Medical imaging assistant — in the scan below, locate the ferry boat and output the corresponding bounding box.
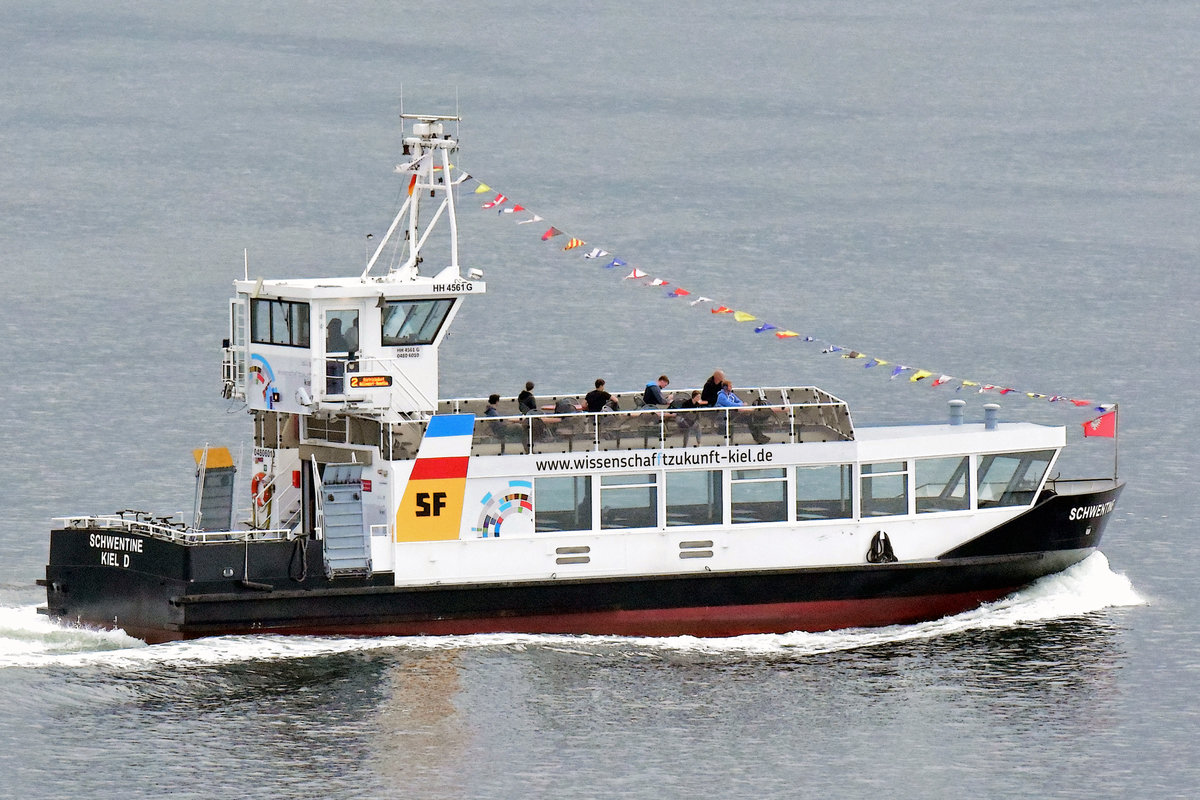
[39,114,1123,643]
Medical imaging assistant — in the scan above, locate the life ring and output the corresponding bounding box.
[251,472,274,507]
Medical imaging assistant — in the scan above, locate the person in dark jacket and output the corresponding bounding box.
[585,378,619,412]
[642,375,674,407]
[517,381,537,414]
[700,369,725,408]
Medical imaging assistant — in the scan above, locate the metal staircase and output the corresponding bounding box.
[318,463,372,578]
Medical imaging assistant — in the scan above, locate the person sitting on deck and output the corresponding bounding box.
[517,381,537,415]
[642,375,675,407]
[486,393,528,452]
[676,389,704,446]
[585,378,619,413]
[700,369,725,407]
[715,381,770,444]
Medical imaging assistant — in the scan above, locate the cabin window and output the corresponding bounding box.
[251,299,310,347]
[730,468,787,524]
[325,309,360,354]
[535,476,591,532]
[860,461,909,517]
[915,456,970,513]
[977,450,1055,508]
[666,470,722,526]
[381,298,454,346]
[600,473,658,529]
[795,464,853,520]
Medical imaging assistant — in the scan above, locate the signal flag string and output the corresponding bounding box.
[456,171,1115,420]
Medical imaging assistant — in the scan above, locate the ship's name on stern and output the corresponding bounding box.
[1068,501,1115,521]
[88,533,144,568]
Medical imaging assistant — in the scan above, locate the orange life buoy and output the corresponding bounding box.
[251,472,274,507]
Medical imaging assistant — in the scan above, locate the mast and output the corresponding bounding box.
[361,113,463,282]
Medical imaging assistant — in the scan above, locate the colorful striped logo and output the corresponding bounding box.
[395,414,475,542]
[473,479,534,538]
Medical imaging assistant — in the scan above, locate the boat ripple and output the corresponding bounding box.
[1,553,1143,670]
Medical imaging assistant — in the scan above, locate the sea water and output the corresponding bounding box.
[1,1,1198,798]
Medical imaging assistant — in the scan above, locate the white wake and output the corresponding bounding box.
[0,552,1143,670]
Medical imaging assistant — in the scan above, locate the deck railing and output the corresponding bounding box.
[53,514,297,545]
[452,386,855,456]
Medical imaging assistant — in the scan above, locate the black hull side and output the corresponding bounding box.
[41,482,1123,643]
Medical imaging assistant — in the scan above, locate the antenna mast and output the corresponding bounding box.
[361,112,463,282]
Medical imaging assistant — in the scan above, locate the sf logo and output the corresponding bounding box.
[415,491,447,517]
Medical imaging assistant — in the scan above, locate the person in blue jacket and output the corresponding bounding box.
[715,381,770,444]
[642,375,675,407]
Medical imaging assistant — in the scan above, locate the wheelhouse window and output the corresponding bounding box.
[381,298,454,346]
[535,476,591,532]
[860,461,909,517]
[325,309,360,354]
[251,298,310,347]
[795,464,853,520]
[730,468,787,524]
[915,456,970,513]
[600,473,657,530]
[977,450,1055,508]
[666,470,722,526]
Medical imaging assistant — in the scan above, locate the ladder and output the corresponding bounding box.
[319,463,372,578]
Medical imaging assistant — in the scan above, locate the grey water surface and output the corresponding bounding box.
[1,2,1197,798]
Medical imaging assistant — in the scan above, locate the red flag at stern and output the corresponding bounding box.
[1082,410,1117,438]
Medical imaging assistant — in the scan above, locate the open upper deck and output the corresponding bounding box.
[285,385,851,459]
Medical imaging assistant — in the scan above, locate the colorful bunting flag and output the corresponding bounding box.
[468,172,1113,412]
[481,193,508,209]
[395,153,432,174]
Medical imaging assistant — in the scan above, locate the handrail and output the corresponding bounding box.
[471,395,855,455]
[53,515,296,545]
[322,354,434,411]
[310,454,326,540]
